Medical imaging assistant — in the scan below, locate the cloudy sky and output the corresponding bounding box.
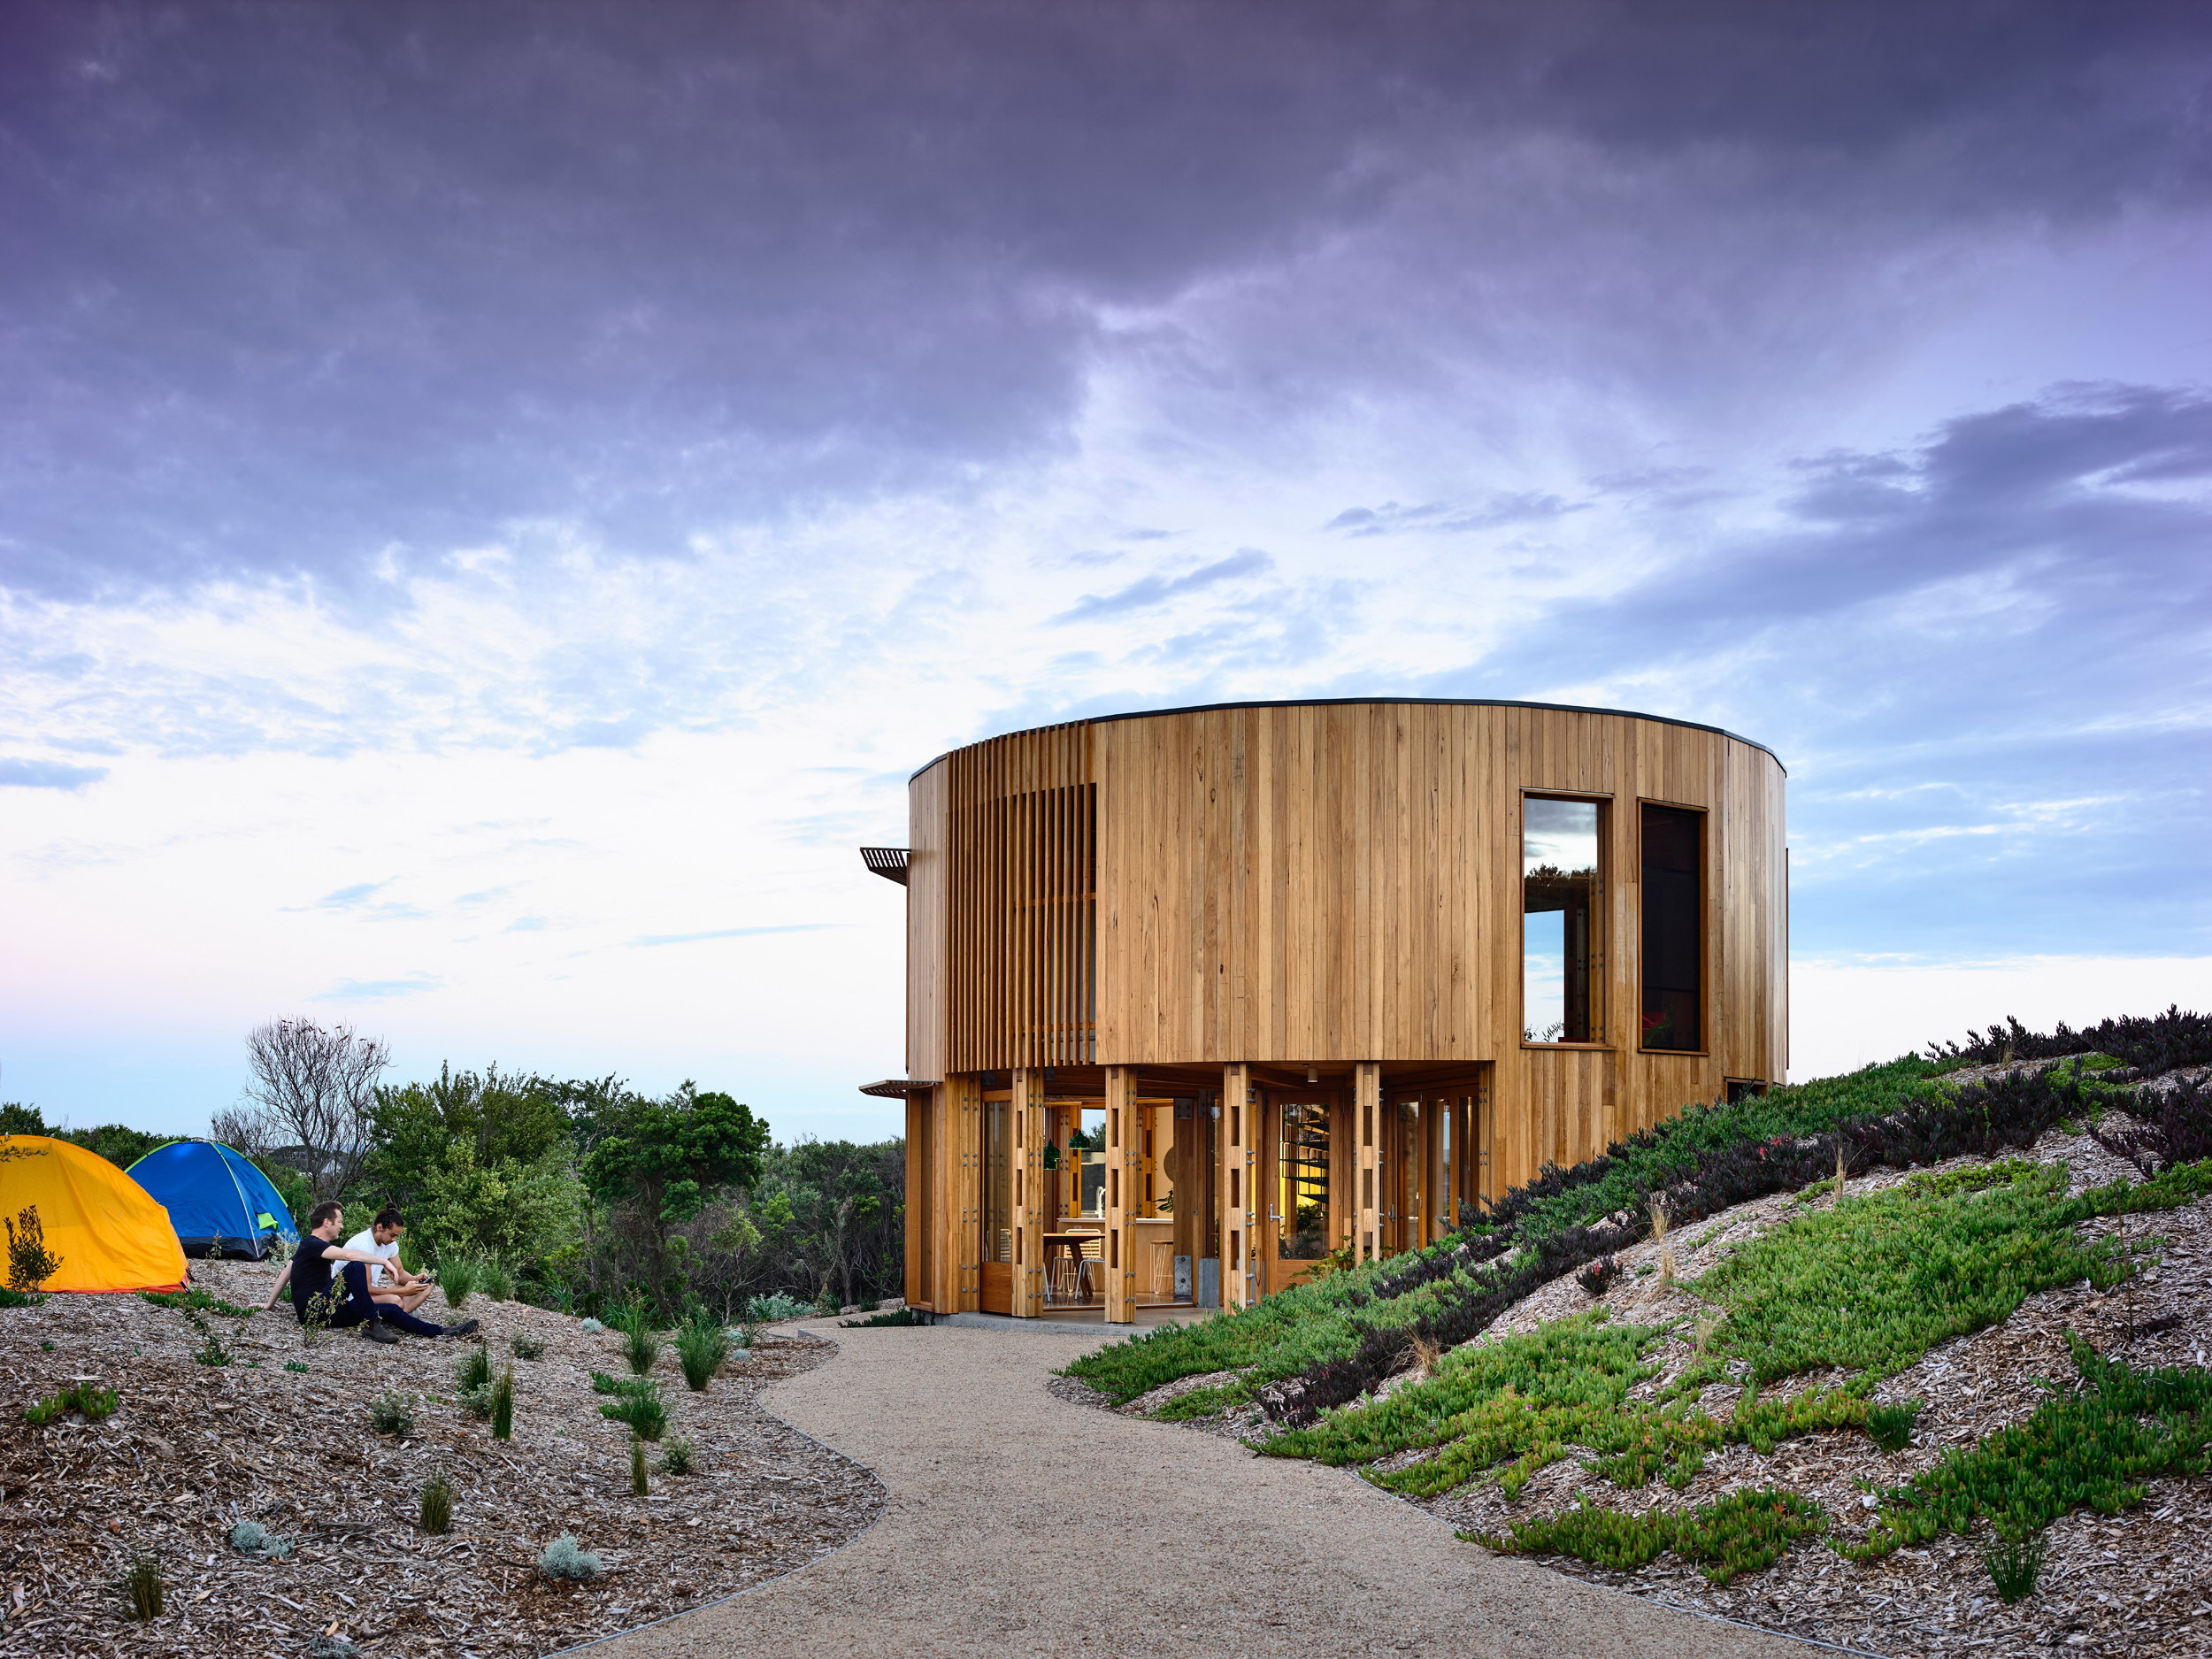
[4,1,2209,1141]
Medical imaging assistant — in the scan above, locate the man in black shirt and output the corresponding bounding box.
[265,1201,478,1344]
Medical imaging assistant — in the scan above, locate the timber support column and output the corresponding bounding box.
[1221,1064,1255,1309]
[1012,1068,1044,1317]
[1356,1062,1382,1263]
[1104,1066,1136,1322]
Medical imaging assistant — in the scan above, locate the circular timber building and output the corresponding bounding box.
[860,698,1786,1323]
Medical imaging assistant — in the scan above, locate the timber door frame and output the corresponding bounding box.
[1256,1081,1350,1294]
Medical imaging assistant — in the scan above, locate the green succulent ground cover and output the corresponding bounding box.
[1258,1156,2212,1514]
[1471,1488,1825,1586]
[1847,1338,2212,1560]
[1066,1056,1954,1406]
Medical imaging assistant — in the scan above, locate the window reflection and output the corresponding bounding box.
[1524,797,1600,1043]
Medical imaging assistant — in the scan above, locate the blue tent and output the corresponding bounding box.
[126,1140,300,1260]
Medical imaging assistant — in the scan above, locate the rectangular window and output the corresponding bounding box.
[1640,803,1704,1051]
[1524,797,1601,1042]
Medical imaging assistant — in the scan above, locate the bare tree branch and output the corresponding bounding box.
[234,1018,389,1202]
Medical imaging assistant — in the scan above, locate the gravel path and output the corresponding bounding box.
[584,1319,1806,1659]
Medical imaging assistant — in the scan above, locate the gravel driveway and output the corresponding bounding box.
[580,1318,1808,1659]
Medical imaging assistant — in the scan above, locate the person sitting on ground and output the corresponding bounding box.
[262,1201,478,1344]
[339,1206,435,1317]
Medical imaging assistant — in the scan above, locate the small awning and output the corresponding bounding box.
[860,847,910,886]
[858,1079,940,1099]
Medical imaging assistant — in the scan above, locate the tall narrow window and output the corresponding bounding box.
[1640,803,1703,1051]
[1523,797,1600,1042]
[983,1096,1013,1262]
[1278,1102,1331,1259]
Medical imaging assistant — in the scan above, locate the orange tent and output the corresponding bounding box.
[0,1135,187,1293]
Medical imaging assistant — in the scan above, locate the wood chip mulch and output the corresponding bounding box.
[0,1264,883,1659]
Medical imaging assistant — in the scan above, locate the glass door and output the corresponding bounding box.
[1260,1091,1344,1292]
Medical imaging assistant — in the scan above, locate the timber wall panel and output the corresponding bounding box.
[907,763,949,1082]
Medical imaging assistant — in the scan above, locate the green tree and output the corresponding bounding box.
[760,1138,903,1307]
[65,1124,165,1170]
[0,1104,48,1137]
[365,1064,574,1209]
[581,1085,770,1312]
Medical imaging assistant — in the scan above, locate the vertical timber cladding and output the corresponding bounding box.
[1219,1063,1256,1309]
[1088,701,1786,1193]
[944,723,1099,1074]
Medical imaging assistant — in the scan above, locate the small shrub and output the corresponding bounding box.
[1575,1256,1620,1297]
[1985,1531,2046,1603]
[480,1258,515,1302]
[419,1472,454,1535]
[227,1519,290,1559]
[601,1379,669,1441]
[4,1204,62,1294]
[124,1553,164,1621]
[510,1330,546,1361]
[612,1301,663,1376]
[675,1316,728,1391]
[284,1360,309,1373]
[490,1365,514,1440]
[456,1343,493,1394]
[631,1433,649,1495]
[840,1307,925,1327]
[0,1286,42,1310]
[1868,1399,1924,1454]
[579,1316,605,1334]
[23,1393,65,1426]
[1474,1488,1824,1586]
[741,1292,811,1323]
[67,1380,118,1420]
[186,1309,232,1367]
[539,1535,603,1581]
[438,1254,482,1310]
[590,1369,650,1395]
[369,1388,417,1439]
[658,1435,697,1475]
[308,1637,361,1659]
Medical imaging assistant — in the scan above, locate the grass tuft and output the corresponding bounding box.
[419,1472,454,1535]
[631,1434,649,1495]
[490,1364,514,1440]
[1867,1400,1923,1454]
[674,1315,729,1391]
[123,1553,163,1621]
[1985,1532,2046,1604]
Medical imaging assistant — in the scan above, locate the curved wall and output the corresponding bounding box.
[907,699,1786,1180]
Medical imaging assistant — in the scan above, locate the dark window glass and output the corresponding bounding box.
[1523,798,1600,1042]
[1640,804,1703,1051]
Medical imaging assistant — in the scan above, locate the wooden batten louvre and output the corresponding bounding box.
[944,723,1099,1074]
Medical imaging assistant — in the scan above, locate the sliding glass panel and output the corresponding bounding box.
[1278,1102,1331,1259]
[1523,797,1600,1042]
[1640,803,1703,1051]
[1074,1106,1108,1217]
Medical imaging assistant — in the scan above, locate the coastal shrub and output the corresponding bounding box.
[579,1316,605,1334]
[186,1309,233,1367]
[1574,1256,1619,1297]
[1474,1488,1824,1586]
[658,1435,698,1475]
[600,1379,669,1440]
[369,1389,417,1439]
[741,1292,811,1323]
[124,1554,164,1621]
[841,1306,926,1326]
[2093,1074,2212,1176]
[227,1519,290,1559]
[675,1314,729,1390]
[510,1330,546,1360]
[1927,1004,2212,1074]
[419,1472,454,1535]
[536,1535,603,1581]
[0,1286,41,1310]
[4,1204,63,1293]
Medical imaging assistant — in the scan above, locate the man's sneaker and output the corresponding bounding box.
[361,1322,400,1345]
[442,1318,480,1338]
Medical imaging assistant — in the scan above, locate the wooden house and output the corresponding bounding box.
[859,698,1786,1323]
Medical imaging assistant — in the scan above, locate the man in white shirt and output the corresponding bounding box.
[342,1207,434,1317]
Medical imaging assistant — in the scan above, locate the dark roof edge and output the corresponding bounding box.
[908,696,1785,781]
